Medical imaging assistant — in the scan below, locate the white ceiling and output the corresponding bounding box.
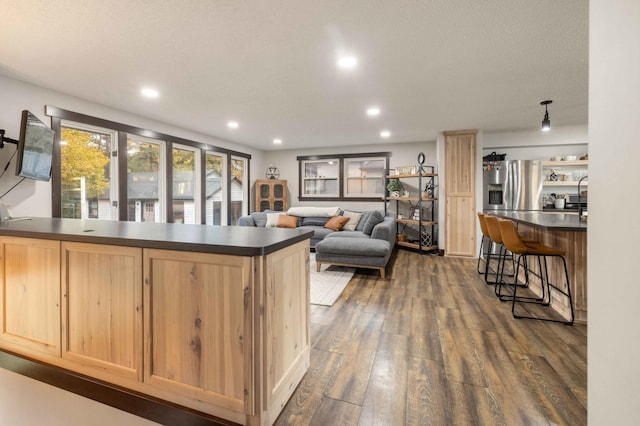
[0,0,588,151]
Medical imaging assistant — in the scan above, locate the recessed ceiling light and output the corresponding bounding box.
[140,87,159,98]
[380,130,391,138]
[367,107,381,117]
[227,121,239,129]
[273,138,282,144]
[337,56,357,69]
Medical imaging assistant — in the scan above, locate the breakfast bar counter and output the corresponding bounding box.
[489,211,587,323]
[0,218,313,425]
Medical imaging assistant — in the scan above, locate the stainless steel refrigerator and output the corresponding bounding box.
[483,160,543,211]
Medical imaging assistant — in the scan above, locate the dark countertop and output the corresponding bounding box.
[489,211,587,232]
[0,217,313,256]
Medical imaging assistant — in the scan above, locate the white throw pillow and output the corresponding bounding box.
[265,212,281,227]
[342,211,362,231]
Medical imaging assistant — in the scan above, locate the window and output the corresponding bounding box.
[301,159,339,197]
[205,151,226,225]
[60,123,117,220]
[298,152,390,201]
[172,144,200,224]
[127,136,165,223]
[49,106,250,225]
[344,157,386,198]
[230,156,247,225]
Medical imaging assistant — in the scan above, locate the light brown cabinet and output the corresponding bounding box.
[256,179,288,212]
[143,249,251,415]
[0,228,310,425]
[62,242,143,382]
[444,129,477,257]
[0,237,61,358]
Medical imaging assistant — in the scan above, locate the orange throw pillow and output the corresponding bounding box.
[324,215,349,231]
[277,215,298,228]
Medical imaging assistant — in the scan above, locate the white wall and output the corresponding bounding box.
[589,0,640,423]
[262,140,438,212]
[0,75,264,218]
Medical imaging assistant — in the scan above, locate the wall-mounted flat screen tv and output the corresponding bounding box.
[15,110,55,181]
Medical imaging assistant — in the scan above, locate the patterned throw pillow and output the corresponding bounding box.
[323,215,350,231]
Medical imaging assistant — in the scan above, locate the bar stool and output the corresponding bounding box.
[482,215,514,286]
[476,212,492,275]
[498,219,574,325]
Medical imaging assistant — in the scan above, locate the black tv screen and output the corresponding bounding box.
[15,110,55,181]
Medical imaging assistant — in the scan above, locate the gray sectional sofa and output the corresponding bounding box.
[237,207,396,277]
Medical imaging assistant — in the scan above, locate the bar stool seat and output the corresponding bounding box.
[497,219,574,325]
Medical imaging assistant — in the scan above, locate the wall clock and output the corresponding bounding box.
[266,165,280,179]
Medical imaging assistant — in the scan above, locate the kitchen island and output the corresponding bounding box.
[489,211,587,323]
[0,218,313,425]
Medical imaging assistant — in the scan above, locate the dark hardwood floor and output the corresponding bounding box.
[275,249,587,425]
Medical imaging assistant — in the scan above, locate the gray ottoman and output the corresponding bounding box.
[315,237,391,278]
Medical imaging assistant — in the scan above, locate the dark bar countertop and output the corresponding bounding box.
[0,217,313,256]
[489,211,587,232]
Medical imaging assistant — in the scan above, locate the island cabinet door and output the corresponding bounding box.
[143,249,252,419]
[61,242,143,383]
[0,237,61,359]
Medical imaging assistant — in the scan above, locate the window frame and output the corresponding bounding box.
[297,152,391,202]
[48,106,251,225]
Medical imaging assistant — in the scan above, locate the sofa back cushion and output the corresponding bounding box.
[251,211,269,227]
[301,216,331,226]
[362,210,385,235]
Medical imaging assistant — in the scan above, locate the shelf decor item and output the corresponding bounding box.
[386,178,404,198]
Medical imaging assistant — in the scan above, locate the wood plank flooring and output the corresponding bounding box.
[275,249,587,425]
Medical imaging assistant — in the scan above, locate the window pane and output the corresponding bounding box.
[60,127,113,219]
[302,160,339,197]
[344,158,385,197]
[230,157,246,225]
[127,138,162,222]
[172,146,197,224]
[205,152,225,225]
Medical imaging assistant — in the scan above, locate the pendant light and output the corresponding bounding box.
[541,100,552,131]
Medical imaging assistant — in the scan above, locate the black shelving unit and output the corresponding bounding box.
[384,154,438,254]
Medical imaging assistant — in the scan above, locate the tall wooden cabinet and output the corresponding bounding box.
[444,130,477,257]
[256,179,288,212]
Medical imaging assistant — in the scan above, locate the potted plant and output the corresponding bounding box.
[386,179,404,198]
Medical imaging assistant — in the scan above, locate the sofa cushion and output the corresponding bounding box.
[324,215,349,231]
[298,225,334,241]
[341,211,362,231]
[355,210,371,232]
[316,237,389,257]
[362,210,384,235]
[325,231,368,239]
[301,216,331,226]
[277,215,298,228]
[251,211,268,227]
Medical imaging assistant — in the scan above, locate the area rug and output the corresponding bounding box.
[309,253,356,306]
